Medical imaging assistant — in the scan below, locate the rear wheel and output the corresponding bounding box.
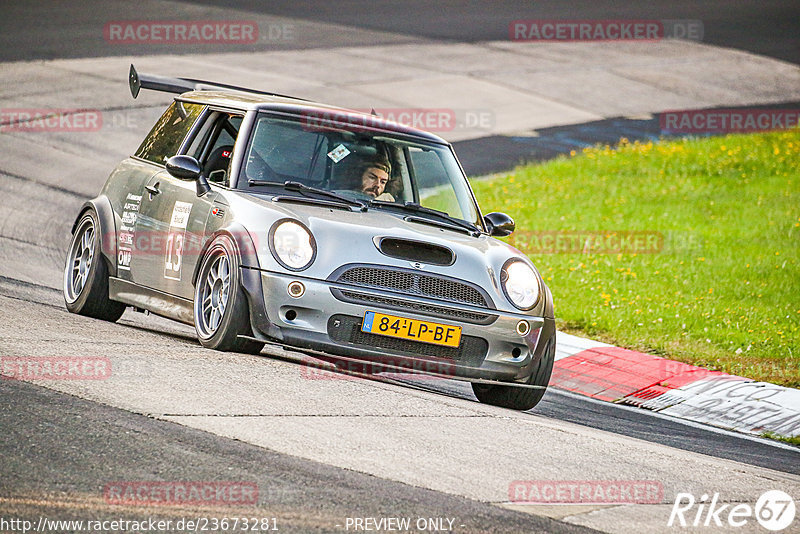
[63,210,125,321]
[472,334,555,411]
[194,235,264,354]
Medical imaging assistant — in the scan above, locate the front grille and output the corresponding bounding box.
[335,266,489,308]
[335,289,494,324]
[328,314,488,368]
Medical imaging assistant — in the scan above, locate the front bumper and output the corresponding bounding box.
[241,267,555,382]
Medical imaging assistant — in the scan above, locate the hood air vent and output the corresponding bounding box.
[377,238,455,266]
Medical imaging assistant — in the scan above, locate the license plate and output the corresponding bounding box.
[361,311,462,348]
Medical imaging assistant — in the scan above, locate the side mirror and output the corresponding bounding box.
[165,155,211,197]
[484,212,515,237]
[166,155,202,181]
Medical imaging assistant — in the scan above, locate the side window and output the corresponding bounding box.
[135,101,205,164]
[199,115,243,184]
[193,114,241,159]
[207,116,241,154]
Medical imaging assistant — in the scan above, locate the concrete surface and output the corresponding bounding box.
[2,9,800,533]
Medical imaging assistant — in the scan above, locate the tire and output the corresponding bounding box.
[194,235,264,354]
[471,334,556,411]
[63,210,126,322]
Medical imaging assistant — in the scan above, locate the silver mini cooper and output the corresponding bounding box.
[64,66,556,410]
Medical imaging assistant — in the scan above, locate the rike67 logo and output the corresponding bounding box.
[669,490,796,531]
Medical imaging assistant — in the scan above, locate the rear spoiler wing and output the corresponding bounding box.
[128,64,307,101]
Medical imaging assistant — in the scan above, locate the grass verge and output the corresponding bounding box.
[761,432,800,447]
[470,130,799,387]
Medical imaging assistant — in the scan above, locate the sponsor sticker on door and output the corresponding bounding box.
[164,201,192,281]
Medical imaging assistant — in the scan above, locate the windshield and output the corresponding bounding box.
[238,113,481,226]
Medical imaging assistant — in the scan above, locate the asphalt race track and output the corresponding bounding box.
[1,2,799,533]
[2,1,798,64]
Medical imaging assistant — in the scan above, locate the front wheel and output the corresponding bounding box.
[472,334,555,411]
[63,210,125,321]
[194,235,264,354]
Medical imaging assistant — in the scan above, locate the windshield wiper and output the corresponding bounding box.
[369,201,482,236]
[247,180,367,209]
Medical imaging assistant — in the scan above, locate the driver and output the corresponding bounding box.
[346,154,395,202]
[330,153,397,201]
[358,158,394,201]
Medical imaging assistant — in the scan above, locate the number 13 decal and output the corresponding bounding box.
[164,201,192,281]
[165,232,184,274]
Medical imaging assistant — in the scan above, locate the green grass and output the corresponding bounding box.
[761,432,800,447]
[470,130,800,387]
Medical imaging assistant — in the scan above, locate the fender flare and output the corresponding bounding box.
[71,196,117,276]
[191,222,260,286]
[192,223,281,340]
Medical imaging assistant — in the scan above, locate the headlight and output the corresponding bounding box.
[502,260,540,310]
[269,220,316,270]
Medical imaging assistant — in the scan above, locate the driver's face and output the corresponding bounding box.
[360,167,389,198]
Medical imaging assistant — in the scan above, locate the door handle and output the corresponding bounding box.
[145,183,160,199]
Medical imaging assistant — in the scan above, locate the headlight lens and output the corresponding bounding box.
[503,260,540,309]
[270,220,316,270]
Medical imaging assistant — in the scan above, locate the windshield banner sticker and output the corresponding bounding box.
[327,144,351,163]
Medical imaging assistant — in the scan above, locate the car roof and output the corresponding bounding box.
[178,90,449,144]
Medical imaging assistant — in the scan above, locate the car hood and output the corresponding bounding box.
[231,193,543,315]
